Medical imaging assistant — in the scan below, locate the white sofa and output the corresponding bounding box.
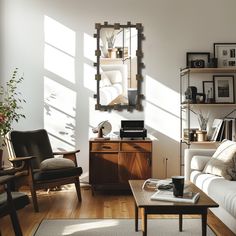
[99,64,128,105]
[185,148,236,234]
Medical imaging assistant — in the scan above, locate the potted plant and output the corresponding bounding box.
[0,68,26,168]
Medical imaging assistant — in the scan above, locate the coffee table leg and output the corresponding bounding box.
[201,210,207,236]
[141,208,147,236]
[134,201,138,231]
[179,214,183,232]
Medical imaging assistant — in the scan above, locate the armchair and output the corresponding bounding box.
[0,173,30,236]
[6,129,83,212]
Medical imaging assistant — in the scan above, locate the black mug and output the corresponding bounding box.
[172,176,184,197]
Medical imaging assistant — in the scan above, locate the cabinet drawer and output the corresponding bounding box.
[120,142,152,152]
[90,142,119,152]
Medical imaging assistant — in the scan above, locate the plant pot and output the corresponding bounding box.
[196,130,207,142]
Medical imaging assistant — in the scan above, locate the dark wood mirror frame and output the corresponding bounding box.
[93,22,144,111]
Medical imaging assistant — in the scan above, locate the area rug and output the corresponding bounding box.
[33,218,215,236]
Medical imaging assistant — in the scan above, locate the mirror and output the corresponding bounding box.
[94,22,144,111]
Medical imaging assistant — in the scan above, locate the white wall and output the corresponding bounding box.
[1,0,236,180]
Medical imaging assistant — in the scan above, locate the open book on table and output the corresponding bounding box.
[150,190,200,204]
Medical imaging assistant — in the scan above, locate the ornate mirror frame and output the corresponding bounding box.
[94,22,144,111]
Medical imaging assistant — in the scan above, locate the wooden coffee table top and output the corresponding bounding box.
[129,180,219,208]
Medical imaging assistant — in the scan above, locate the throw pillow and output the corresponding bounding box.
[227,156,236,180]
[191,155,211,171]
[103,70,122,84]
[203,140,236,180]
[40,158,75,171]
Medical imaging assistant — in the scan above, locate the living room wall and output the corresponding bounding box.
[1,0,236,180]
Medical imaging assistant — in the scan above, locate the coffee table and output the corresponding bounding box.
[129,180,219,236]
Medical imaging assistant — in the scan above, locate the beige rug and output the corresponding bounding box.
[33,218,215,236]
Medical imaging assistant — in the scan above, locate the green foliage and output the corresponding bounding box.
[0,68,26,145]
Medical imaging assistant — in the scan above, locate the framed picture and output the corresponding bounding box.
[213,75,235,103]
[214,43,236,68]
[186,52,210,68]
[202,81,214,103]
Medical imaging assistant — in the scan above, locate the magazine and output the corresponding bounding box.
[150,190,200,204]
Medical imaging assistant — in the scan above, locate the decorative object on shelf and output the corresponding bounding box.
[203,81,214,103]
[208,57,218,68]
[186,52,210,68]
[92,120,112,140]
[196,130,207,142]
[0,68,26,168]
[120,120,147,139]
[197,110,209,131]
[214,43,236,68]
[184,86,197,103]
[213,75,235,103]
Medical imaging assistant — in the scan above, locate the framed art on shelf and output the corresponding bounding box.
[213,75,235,103]
[202,81,214,103]
[214,43,236,68]
[186,52,210,68]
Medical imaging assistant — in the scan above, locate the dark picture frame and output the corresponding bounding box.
[213,75,235,103]
[186,52,210,68]
[214,43,236,68]
[202,81,214,103]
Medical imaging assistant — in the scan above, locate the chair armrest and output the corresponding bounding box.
[9,156,36,163]
[53,150,80,155]
[0,175,15,185]
[184,149,216,181]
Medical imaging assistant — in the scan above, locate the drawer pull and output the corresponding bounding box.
[102,145,112,150]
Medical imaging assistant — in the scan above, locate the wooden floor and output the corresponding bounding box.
[0,185,235,236]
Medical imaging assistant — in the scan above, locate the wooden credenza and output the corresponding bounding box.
[89,138,152,191]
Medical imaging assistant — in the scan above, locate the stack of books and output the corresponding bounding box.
[151,190,200,204]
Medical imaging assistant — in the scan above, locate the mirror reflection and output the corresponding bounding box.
[94,22,144,110]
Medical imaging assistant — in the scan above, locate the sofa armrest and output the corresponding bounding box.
[184,149,216,181]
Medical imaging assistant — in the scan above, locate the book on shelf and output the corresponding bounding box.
[210,118,236,142]
[150,190,200,204]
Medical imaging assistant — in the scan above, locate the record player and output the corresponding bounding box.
[120,120,147,139]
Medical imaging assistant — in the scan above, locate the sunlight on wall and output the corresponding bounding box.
[145,75,180,141]
[44,16,76,150]
[44,16,75,56]
[44,44,75,83]
[83,63,96,92]
[84,33,96,62]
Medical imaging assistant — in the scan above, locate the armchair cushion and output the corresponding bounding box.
[203,140,236,180]
[191,155,211,171]
[40,158,75,171]
[34,167,83,181]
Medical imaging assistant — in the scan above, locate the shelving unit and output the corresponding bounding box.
[179,67,236,174]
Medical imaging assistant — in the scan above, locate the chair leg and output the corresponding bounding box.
[10,209,23,236]
[74,177,82,202]
[30,186,39,212]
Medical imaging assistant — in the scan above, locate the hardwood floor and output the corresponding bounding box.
[0,185,235,236]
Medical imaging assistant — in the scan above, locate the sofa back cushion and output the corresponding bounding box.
[203,140,236,180]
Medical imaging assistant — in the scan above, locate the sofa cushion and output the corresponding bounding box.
[191,155,211,171]
[40,158,75,171]
[191,172,236,219]
[103,70,122,84]
[203,140,236,180]
[100,73,112,87]
[227,156,236,180]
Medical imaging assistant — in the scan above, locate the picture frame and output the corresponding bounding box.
[202,81,214,103]
[186,52,210,68]
[214,43,236,68]
[213,75,235,103]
